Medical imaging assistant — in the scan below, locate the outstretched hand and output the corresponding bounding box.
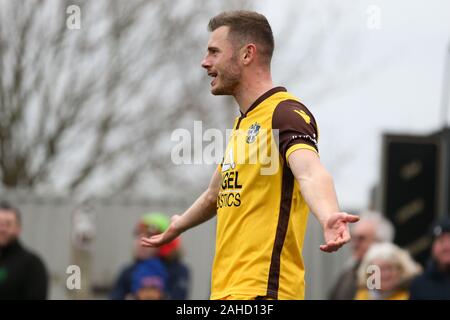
[141,215,183,248]
[319,212,359,253]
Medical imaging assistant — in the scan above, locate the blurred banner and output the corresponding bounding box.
[381,129,450,265]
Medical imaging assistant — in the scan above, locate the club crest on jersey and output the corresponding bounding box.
[246,123,261,144]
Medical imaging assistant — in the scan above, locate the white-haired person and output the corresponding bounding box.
[355,242,421,300]
[328,210,395,300]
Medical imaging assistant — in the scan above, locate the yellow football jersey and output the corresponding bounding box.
[211,87,319,300]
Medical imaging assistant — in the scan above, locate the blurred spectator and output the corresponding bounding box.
[409,217,450,300]
[0,201,48,300]
[139,213,190,299]
[110,213,190,300]
[110,213,161,300]
[131,257,168,300]
[328,210,394,300]
[355,242,421,300]
[158,237,190,299]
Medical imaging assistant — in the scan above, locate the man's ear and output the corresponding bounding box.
[242,44,257,65]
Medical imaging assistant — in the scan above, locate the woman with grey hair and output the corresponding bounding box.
[328,210,395,300]
[355,242,421,300]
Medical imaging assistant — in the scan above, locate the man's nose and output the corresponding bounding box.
[201,56,211,69]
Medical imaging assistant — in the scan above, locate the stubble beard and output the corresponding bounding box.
[211,56,241,96]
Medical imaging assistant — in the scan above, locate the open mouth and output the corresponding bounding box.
[208,71,218,86]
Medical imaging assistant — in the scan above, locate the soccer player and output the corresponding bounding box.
[142,10,359,300]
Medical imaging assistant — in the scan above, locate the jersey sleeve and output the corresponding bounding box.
[272,99,319,163]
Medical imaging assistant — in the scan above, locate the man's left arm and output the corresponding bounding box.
[271,99,359,252]
[288,149,359,252]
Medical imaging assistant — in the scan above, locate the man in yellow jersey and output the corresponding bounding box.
[142,10,359,300]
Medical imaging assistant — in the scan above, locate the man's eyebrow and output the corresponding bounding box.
[207,46,220,52]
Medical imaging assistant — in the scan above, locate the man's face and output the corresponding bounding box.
[201,26,242,95]
[0,210,20,247]
[351,221,377,261]
[432,233,450,269]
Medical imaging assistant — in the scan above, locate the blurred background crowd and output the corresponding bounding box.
[1,201,449,300]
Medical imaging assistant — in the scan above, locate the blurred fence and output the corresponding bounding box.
[1,190,351,300]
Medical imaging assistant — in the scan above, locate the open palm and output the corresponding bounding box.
[141,215,182,248]
[319,212,359,253]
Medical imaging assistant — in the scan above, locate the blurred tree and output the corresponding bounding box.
[271,2,381,101]
[0,0,250,197]
[0,0,378,198]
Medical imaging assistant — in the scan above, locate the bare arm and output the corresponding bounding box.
[174,167,221,231]
[141,168,221,247]
[288,149,359,252]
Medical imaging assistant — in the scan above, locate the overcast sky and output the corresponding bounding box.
[253,0,450,210]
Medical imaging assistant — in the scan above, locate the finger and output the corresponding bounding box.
[320,241,339,252]
[141,239,153,247]
[141,238,156,247]
[344,214,360,223]
[334,234,349,245]
[334,240,347,248]
[140,236,152,244]
[141,234,161,241]
[141,235,163,246]
[335,230,351,244]
[322,236,349,252]
[320,244,337,253]
[141,239,160,247]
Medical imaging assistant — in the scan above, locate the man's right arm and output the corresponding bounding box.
[141,168,221,247]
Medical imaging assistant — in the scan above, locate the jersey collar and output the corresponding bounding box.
[240,86,287,117]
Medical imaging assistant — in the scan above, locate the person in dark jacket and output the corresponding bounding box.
[110,213,190,300]
[158,236,190,300]
[409,217,450,300]
[0,201,48,300]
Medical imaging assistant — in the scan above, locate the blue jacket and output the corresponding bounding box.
[409,259,450,300]
[110,262,136,300]
[165,259,190,300]
[110,258,190,300]
[131,258,168,295]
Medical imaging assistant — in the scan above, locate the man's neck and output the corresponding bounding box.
[233,72,274,115]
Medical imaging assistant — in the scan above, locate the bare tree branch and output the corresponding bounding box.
[0,0,383,198]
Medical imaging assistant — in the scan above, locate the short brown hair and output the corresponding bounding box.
[208,11,274,65]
